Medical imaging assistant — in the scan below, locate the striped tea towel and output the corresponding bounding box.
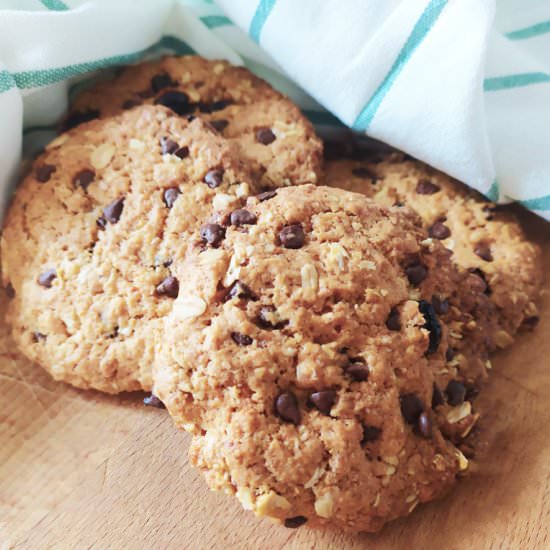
[0,0,549,220]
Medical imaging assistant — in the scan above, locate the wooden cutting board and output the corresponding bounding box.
[1,208,549,550]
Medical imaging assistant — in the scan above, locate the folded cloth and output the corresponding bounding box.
[0,0,548,219]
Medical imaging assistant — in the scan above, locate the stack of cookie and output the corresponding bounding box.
[1,56,542,533]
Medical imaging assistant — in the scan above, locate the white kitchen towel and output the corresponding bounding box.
[0,0,548,220]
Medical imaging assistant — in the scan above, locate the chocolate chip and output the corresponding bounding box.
[275,391,301,424]
[73,169,95,190]
[200,223,225,247]
[284,516,307,529]
[446,380,466,406]
[432,383,445,408]
[429,221,451,240]
[432,296,449,315]
[415,180,440,195]
[400,393,425,424]
[230,209,257,226]
[351,167,377,181]
[143,393,165,408]
[309,390,336,415]
[417,412,432,438]
[345,360,369,382]
[38,269,57,288]
[61,109,100,131]
[35,164,56,183]
[175,146,189,159]
[474,244,493,262]
[227,280,258,301]
[445,347,456,362]
[5,283,15,299]
[258,190,277,202]
[279,224,305,249]
[156,276,179,298]
[163,187,181,208]
[160,137,179,155]
[362,424,382,444]
[103,198,124,224]
[521,316,540,330]
[32,331,46,343]
[210,119,229,133]
[151,73,173,93]
[257,305,287,330]
[203,169,224,188]
[122,99,141,110]
[255,127,276,145]
[96,216,107,230]
[154,91,192,115]
[386,308,401,331]
[468,268,490,295]
[405,263,428,286]
[198,99,232,113]
[231,332,253,346]
[418,300,442,354]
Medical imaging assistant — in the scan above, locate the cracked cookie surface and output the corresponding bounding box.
[69,55,323,190]
[1,105,258,393]
[154,185,487,532]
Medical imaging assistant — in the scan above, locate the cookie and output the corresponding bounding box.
[324,156,543,347]
[68,55,323,190]
[153,185,489,532]
[1,105,259,393]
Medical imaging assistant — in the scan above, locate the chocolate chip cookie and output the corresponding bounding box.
[153,185,489,532]
[1,105,259,393]
[68,56,323,190]
[324,156,543,347]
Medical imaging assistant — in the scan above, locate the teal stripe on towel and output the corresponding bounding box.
[353,0,449,132]
[249,0,277,43]
[484,72,550,91]
[506,20,550,40]
[41,0,69,10]
[200,15,232,29]
[0,70,16,94]
[519,194,550,211]
[485,179,499,202]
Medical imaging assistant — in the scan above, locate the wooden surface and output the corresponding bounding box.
[1,208,549,550]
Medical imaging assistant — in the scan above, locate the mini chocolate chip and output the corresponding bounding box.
[96,216,107,230]
[5,283,15,299]
[163,187,181,208]
[151,73,173,93]
[279,224,305,249]
[468,268,490,295]
[32,331,46,343]
[429,221,451,240]
[227,280,258,301]
[432,384,445,408]
[400,393,425,424]
[256,127,276,145]
[445,347,456,362]
[36,164,56,183]
[231,332,253,346]
[61,109,100,131]
[415,180,440,195]
[210,119,229,133]
[103,198,124,224]
[143,393,166,408]
[175,146,189,159]
[522,316,540,330]
[405,263,428,286]
[351,167,377,181]
[432,296,449,315]
[362,424,382,444]
[446,380,466,406]
[122,99,141,110]
[418,300,442,354]
[482,204,496,220]
[417,412,432,438]
[386,308,401,331]
[156,276,179,298]
[257,305,287,330]
[275,391,301,425]
[258,190,277,202]
[474,244,493,262]
[163,259,173,268]
[346,360,369,382]
[284,516,307,529]
[198,99,232,113]
[154,91,192,115]
[465,384,480,402]
[200,223,225,247]
[309,390,336,415]
[160,137,179,155]
[230,209,257,226]
[73,169,95,190]
[203,168,224,188]
[38,269,57,288]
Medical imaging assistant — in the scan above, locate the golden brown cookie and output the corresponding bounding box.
[68,56,323,190]
[324,156,543,347]
[1,105,259,393]
[154,185,490,532]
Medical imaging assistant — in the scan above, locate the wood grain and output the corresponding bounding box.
[1,208,548,550]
